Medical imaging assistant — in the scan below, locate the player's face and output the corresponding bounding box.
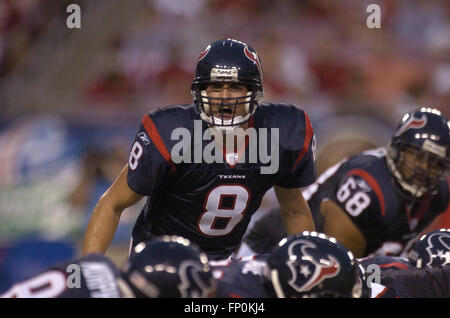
[398,147,446,189]
[204,83,249,121]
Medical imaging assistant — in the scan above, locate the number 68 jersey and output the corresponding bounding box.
[127,103,316,260]
[305,147,449,256]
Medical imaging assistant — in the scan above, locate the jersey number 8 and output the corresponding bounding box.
[129,141,143,170]
[198,184,250,236]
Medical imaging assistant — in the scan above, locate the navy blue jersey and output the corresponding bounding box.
[372,265,450,298]
[127,103,316,260]
[244,148,449,257]
[358,255,414,273]
[0,254,123,298]
[210,255,270,298]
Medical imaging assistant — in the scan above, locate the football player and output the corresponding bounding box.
[1,235,215,298]
[241,108,449,258]
[82,38,316,260]
[371,264,450,298]
[211,232,365,298]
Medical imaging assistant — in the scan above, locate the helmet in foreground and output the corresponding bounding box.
[263,232,363,298]
[408,229,450,269]
[121,236,215,298]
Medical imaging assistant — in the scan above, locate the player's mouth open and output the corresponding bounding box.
[217,107,234,120]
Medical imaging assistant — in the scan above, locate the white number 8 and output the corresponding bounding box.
[129,141,143,170]
[198,185,250,236]
[1,270,66,298]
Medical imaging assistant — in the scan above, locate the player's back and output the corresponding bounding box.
[358,255,414,281]
[1,254,122,298]
[372,265,450,298]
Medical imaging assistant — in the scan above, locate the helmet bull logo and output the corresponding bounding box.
[287,240,340,292]
[395,114,427,137]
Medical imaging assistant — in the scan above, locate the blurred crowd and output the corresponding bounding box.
[1,0,449,123]
[0,0,59,78]
[83,0,450,124]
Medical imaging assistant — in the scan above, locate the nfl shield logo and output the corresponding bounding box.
[225,153,239,166]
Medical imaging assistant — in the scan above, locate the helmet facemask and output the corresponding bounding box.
[192,82,262,134]
[387,143,449,198]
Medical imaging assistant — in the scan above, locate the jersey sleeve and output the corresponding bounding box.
[127,113,175,196]
[275,108,317,188]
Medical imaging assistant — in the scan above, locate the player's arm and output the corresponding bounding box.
[82,164,143,255]
[273,185,315,235]
[320,199,367,257]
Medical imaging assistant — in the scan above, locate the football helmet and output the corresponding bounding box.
[121,236,215,298]
[386,108,449,198]
[262,232,364,298]
[191,38,263,133]
[408,229,450,269]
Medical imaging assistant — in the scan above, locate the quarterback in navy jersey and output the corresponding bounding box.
[1,236,215,298]
[243,108,449,258]
[82,39,316,260]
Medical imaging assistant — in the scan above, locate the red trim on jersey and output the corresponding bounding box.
[405,195,431,229]
[141,114,176,172]
[421,176,450,233]
[379,262,411,270]
[292,111,314,172]
[347,169,386,217]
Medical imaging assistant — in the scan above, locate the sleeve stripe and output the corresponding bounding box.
[379,262,411,270]
[141,114,176,173]
[292,111,314,172]
[347,169,386,217]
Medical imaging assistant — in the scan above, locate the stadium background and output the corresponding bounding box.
[0,0,449,292]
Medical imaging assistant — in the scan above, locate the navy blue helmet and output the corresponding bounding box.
[263,232,364,298]
[408,229,450,269]
[121,236,215,298]
[191,38,263,133]
[386,108,449,198]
